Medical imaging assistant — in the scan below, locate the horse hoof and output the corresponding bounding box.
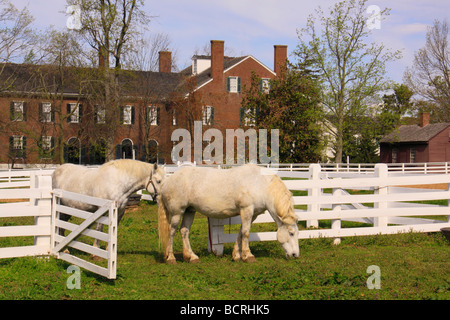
[166,258,177,265]
[243,256,257,263]
[190,258,200,264]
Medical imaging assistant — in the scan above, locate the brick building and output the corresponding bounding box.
[0,40,287,167]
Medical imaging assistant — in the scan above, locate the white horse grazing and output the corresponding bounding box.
[158,164,299,264]
[52,159,165,247]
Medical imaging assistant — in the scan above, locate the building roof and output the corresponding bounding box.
[0,62,187,100]
[0,53,274,100]
[380,123,450,144]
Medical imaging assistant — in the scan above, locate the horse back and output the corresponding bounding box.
[163,165,269,218]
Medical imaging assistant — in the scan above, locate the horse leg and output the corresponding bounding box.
[58,213,70,237]
[166,213,182,264]
[180,208,199,263]
[232,231,243,261]
[233,206,256,263]
[93,223,104,248]
[92,207,125,251]
[93,207,125,250]
[58,213,70,254]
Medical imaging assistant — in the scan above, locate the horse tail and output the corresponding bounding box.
[157,195,170,255]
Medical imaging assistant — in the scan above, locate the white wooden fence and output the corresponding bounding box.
[52,189,118,279]
[0,170,53,258]
[1,163,449,276]
[0,170,118,279]
[207,163,450,255]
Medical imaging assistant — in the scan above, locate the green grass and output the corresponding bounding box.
[0,201,449,300]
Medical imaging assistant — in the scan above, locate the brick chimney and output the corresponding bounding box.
[274,45,288,77]
[420,112,430,127]
[210,40,224,86]
[159,51,172,73]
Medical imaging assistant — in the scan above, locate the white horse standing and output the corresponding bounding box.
[158,164,299,264]
[52,159,165,247]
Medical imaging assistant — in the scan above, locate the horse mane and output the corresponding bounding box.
[267,174,297,225]
[102,159,152,181]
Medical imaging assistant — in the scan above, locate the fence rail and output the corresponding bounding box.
[208,163,450,255]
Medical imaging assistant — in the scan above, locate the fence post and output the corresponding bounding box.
[207,218,225,256]
[108,202,118,279]
[332,182,342,245]
[307,164,321,228]
[33,173,52,254]
[374,164,388,229]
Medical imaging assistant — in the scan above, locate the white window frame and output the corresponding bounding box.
[243,108,256,127]
[148,106,159,126]
[123,105,133,125]
[41,102,52,123]
[95,105,106,124]
[228,76,239,93]
[68,103,80,123]
[261,78,270,93]
[13,101,24,121]
[202,106,214,125]
[41,136,52,151]
[12,135,24,150]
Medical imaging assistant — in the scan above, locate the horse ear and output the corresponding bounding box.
[153,163,158,171]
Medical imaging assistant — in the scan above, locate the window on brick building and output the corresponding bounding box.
[260,78,271,93]
[227,76,241,93]
[202,106,214,125]
[39,136,54,159]
[10,101,26,121]
[147,106,160,126]
[94,105,106,124]
[39,102,54,123]
[120,105,134,125]
[240,107,257,127]
[67,103,82,123]
[9,135,26,158]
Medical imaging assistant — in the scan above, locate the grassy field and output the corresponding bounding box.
[0,201,449,300]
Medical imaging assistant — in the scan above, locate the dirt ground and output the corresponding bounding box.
[400,183,448,190]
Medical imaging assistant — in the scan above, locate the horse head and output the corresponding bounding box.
[277,220,299,259]
[146,163,165,201]
[268,174,300,259]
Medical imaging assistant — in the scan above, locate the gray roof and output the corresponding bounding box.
[0,62,187,99]
[380,123,450,144]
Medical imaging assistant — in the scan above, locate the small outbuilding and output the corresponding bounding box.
[379,113,450,163]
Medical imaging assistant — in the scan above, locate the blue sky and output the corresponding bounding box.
[12,0,450,83]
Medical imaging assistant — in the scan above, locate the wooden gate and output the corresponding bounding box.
[51,189,118,279]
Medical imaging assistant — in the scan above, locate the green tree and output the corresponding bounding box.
[341,83,414,163]
[241,65,324,163]
[296,0,402,163]
[404,19,450,122]
[379,83,414,132]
